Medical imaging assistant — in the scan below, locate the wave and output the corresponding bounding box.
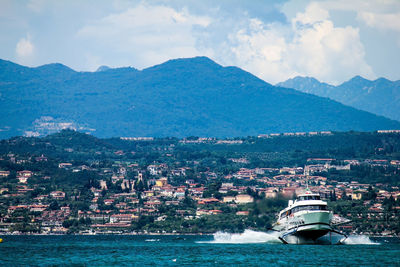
[343,235,379,245]
[197,229,281,244]
[145,239,160,242]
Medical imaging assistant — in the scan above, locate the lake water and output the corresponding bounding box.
[1,230,399,266]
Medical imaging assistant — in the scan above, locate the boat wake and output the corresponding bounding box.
[197,230,379,245]
[197,229,281,244]
[342,235,379,245]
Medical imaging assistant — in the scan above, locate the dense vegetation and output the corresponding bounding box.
[2,130,400,185]
[1,130,400,234]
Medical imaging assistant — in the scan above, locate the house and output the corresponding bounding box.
[165,200,180,206]
[174,188,186,199]
[156,177,168,187]
[17,170,33,177]
[160,187,174,197]
[35,155,48,162]
[280,167,303,175]
[229,158,249,164]
[92,223,130,228]
[190,187,205,197]
[282,187,296,198]
[223,196,235,203]
[262,188,278,198]
[209,209,222,215]
[197,198,220,205]
[235,194,254,204]
[116,202,128,209]
[121,179,134,190]
[352,192,363,200]
[0,171,10,177]
[144,190,155,197]
[110,214,137,224]
[236,211,249,216]
[196,209,222,216]
[114,150,125,156]
[326,163,351,171]
[195,209,209,216]
[30,204,49,212]
[58,163,72,168]
[8,205,28,213]
[17,185,33,193]
[170,169,182,176]
[128,197,139,204]
[18,177,28,183]
[34,195,48,201]
[50,191,65,199]
[390,160,400,166]
[144,200,162,208]
[219,183,235,194]
[147,164,167,176]
[104,199,115,205]
[111,175,124,183]
[99,180,108,190]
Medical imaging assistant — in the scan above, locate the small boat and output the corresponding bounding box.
[272,188,348,244]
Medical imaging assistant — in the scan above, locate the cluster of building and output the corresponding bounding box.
[0,150,399,235]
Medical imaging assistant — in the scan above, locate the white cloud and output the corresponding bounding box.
[77,3,211,70]
[16,36,34,58]
[216,2,374,84]
[76,1,376,84]
[307,0,400,32]
[27,0,45,13]
[293,2,329,25]
[358,11,400,32]
[4,0,398,83]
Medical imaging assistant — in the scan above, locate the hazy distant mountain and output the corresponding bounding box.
[277,76,400,121]
[0,57,399,139]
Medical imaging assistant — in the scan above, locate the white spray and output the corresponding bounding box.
[199,230,380,245]
[343,235,379,245]
[198,229,281,244]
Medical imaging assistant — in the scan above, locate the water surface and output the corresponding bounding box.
[0,233,399,266]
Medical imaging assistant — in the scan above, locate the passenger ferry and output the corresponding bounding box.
[272,188,347,244]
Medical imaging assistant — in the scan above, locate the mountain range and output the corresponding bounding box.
[277,76,400,121]
[0,57,399,139]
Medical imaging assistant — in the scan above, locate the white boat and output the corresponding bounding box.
[272,188,348,244]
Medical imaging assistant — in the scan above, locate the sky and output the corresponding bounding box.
[1,0,400,85]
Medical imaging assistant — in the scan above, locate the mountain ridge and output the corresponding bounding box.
[277,75,400,121]
[1,57,399,139]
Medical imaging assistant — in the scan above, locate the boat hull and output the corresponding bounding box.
[274,211,333,243]
[295,228,330,240]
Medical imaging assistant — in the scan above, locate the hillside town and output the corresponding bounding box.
[0,130,399,236]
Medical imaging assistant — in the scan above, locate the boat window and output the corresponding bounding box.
[292,205,327,213]
[299,195,321,200]
[280,209,292,219]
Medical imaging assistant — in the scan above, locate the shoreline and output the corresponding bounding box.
[1,232,399,238]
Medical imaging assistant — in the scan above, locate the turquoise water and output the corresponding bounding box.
[1,233,399,266]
